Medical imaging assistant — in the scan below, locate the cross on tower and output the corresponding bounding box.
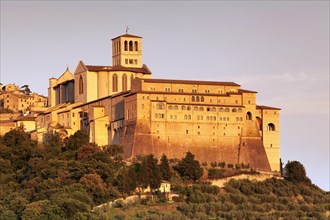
[126,26,129,34]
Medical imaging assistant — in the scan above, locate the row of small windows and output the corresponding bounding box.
[160,88,230,94]
[166,105,243,113]
[125,59,138,65]
[155,113,165,119]
[155,114,244,122]
[124,40,138,51]
[191,96,205,102]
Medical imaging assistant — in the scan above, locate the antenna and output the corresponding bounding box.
[126,26,129,34]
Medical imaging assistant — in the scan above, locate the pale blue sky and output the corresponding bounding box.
[1,1,329,190]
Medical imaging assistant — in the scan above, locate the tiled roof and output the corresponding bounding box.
[239,89,258,93]
[85,64,152,74]
[141,78,240,86]
[111,34,142,40]
[14,116,36,122]
[257,105,281,110]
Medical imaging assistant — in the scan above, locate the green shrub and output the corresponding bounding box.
[208,168,225,179]
[218,162,226,168]
[227,163,234,169]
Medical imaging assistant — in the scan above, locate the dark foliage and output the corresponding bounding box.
[284,160,311,183]
[140,154,162,192]
[159,154,171,181]
[174,151,203,182]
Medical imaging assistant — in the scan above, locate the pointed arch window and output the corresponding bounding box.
[112,74,118,92]
[79,75,84,94]
[129,41,133,51]
[122,74,127,91]
[134,41,138,51]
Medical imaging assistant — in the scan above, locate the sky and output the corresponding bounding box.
[1,1,329,190]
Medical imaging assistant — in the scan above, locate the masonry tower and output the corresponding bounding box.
[112,34,143,67]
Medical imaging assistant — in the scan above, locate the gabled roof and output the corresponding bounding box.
[56,67,74,85]
[111,34,142,40]
[85,64,152,75]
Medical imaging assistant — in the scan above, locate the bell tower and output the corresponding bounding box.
[112,33,142,68]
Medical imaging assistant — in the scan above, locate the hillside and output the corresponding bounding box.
[0,129,329,219]
[95,180,330,220]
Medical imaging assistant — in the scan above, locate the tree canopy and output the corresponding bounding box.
[284,160,311,183]
[174,151,203,182]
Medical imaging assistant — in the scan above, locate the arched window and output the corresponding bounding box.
[184,115,187,120]
[194,107,198,111]
[199,107,204,111]
[168,105,173,110]
[246,112,252,120]
[129,41,133,51]
[225,108,230,112]
[188,115,191,120]
[196,96,200,102]
[157,103,164,110]
[174,105,179,110]
[211,107,216,112]
[219,108,224,112]
[181,106,186,110]
[134,41,138,51]
[112,74,118,92]
[122,74,127,91]
[201,96,204,102]
[238,108,242,113]
[267,123,276,131]
[206,116,209,120]
[187,106,191,110]
[192,96,195,102]
[124,41,128,51]
[79,75,83,94]
[232,108,237,112]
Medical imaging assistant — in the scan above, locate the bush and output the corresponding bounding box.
[284,161,310,183]
[218,162,226,168]
[227,163,234,169]
[208,168,225,179]
[210,162,217,168]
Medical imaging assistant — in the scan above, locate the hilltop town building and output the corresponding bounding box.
[0,83,48,135]
[33,33,280,172]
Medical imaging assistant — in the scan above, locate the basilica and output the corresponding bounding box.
[34,33,280,172]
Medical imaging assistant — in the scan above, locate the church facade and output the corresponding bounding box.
[36,33,280,172]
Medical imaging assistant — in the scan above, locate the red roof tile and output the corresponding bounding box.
[141,78,240,86]
[85,64,152,74]
[257,105,281,110]
[111,34,142,40]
